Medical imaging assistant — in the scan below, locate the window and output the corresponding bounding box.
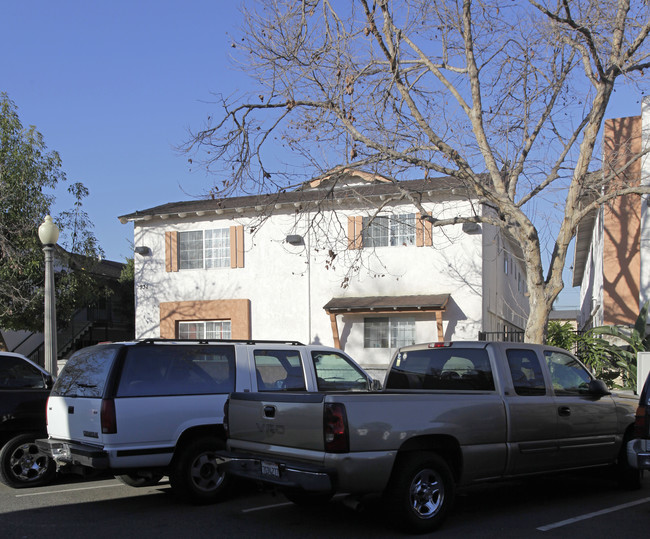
[362,214,415,247]
[116,345,236,397]
[51,345,120,397]
[254,350,306,391]
[179,229,230,269]
[178,321,231,339]
[0,355,47,389]
[385,347,494,391]
[364,317,415,348]
[311,351,369,391]
[544,350,592,395]
[506,349,546,396]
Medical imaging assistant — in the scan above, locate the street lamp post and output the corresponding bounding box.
[38,215,59,376]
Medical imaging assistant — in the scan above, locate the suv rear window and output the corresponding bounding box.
[385,347,494,391]
[51,345,120,397]
[116,344,235,397]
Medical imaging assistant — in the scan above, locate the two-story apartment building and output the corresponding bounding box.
[119,172,529,372]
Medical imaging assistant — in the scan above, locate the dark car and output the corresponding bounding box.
[0,352,56,488]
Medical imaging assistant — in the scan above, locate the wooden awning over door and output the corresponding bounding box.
[323,294,450,349]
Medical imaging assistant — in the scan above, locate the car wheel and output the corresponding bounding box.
[384,452,455,534]
[169,437,229,504]
[115,473,164,487]
[0,433,56,489]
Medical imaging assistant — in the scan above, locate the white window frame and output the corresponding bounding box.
[364,317,415,348]
[178,320,232,339]
[362,214,415,248]
[179,229,230,270]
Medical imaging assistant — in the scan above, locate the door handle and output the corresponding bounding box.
[263,405,276,418]
[558,406,571,417]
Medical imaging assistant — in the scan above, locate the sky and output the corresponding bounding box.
[2,0,648,309]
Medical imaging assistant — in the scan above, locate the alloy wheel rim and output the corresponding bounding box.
[9,442,50,482]
[409,468,444,519]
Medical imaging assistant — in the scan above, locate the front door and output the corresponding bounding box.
[544,350,618,468]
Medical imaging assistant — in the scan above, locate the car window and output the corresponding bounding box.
[0,355,47,389]
[311,351,369,391]
[52,345,119,397]
[254,350,306,391]
[506,349,546,396]
[386,348,494,390]
[544,350,592,395]
[117,345,235,397]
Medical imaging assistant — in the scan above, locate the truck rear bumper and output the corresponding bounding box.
[627,439,650,469]
[218,451,334,492]
[36,438,109,469]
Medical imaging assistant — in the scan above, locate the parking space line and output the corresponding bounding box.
[15,483,124,497]
[537,497,650,531]
[241,501,293,513]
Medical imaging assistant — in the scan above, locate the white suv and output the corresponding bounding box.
[37,339,375,503]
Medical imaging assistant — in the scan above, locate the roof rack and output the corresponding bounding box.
[135,338,305,346]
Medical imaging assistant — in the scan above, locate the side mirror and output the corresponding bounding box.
[45,374,55,389]
[588,379,611,396]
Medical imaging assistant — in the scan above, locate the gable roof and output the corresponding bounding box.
[118,175,473,224]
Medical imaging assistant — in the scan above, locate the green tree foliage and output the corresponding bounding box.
[546,321,576,352]
[0,93,104,334]
[547,321,622,388]
[588,302,650,392]
[548,303,650,391]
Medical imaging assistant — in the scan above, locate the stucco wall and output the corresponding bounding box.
[602,115,642,326]
[641,97,650,310]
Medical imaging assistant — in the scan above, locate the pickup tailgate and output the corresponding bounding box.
[227,392,326,451]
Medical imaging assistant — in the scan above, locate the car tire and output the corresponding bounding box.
[383,452,455,534]
[169,437,229,504]
[0,433,56,489]
[115,473,164,487]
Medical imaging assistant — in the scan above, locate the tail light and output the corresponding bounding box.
[633,404,649,438]
[101,399,117,434]
[324,403,349,453]
[223,399,230,438]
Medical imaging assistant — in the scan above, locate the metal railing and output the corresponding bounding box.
[478,330,525,343]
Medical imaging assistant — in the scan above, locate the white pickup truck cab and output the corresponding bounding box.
[37,339,374,503]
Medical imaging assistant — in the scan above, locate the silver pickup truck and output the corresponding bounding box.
[221,341,640,533]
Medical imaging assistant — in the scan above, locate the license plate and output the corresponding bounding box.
[261,461,280,479]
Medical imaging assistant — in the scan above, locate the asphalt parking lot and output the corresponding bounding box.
[1,471,649,538]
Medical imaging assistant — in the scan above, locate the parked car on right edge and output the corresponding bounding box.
[627,371,650,471]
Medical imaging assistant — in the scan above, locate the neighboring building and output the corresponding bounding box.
[573,97,649,330]
[548,309,579,330]
[1,251,134,368]
[119,172,529,373]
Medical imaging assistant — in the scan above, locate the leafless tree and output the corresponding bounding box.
[185,0,650,342]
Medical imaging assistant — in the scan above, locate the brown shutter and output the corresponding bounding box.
[230,225,245,268]
[348,216,363,250]
[165,231,179,272]
[424,217,433,247]
[416,213,433,247]
[416,214,424,247]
